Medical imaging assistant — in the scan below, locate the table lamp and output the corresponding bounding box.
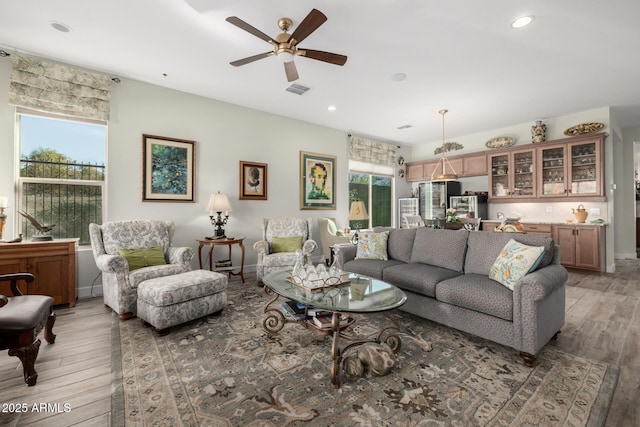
[348,200,369,244]
[206,192,233,238]
[0,196,7,241]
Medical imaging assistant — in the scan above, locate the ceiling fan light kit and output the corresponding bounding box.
[226,9,348,82]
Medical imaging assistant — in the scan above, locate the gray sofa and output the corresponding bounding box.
[335,227,568,366]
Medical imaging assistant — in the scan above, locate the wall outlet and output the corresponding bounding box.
[545,206,552,213]
[590,208,601,215]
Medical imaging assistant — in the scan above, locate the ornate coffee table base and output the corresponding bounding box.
[261,289,403,389]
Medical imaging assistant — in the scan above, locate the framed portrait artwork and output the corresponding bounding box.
[142,134,196,202]
[239,161,268,200]
[300,151,336,210]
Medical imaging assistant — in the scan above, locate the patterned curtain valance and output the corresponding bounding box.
[348,135,397,167]
[9,53,111,121]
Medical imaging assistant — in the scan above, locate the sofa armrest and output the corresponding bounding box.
[167,246,194,264]
[513,264,568,302]
[253,240,269,255]
[94,253,127,273]
[334,243,357,264]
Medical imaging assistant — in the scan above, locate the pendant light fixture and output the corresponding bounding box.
[431,109,458,182]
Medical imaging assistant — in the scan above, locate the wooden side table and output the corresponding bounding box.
[196,237,245,283]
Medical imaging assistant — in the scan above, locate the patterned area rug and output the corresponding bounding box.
[111,282,618,426]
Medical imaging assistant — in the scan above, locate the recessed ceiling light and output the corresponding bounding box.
[50,21,72,32]
[391,73,407,82]
[511,16,534,29]
[327,105,336,112]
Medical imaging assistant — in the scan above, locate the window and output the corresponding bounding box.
[17,110,106,245]
[348,172,393,229]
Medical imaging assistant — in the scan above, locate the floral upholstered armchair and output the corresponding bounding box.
[89,220,193,319]
[253,217,317,283]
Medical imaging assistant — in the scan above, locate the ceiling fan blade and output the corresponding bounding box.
[299,49,348,66]
[230,52,274,67]
[284,61,299,82]
[226,16,274,43]
[290,9,327,44]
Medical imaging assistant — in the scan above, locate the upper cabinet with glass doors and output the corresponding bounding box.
[488,148,536,199]
[538,135,604,198]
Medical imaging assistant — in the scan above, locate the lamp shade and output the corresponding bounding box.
[206,192,233,214]
[348,201,369,221]
[0,196,7,208]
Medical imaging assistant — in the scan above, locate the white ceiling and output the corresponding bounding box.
[1,0,640,145]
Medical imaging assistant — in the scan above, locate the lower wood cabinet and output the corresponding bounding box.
[481,221,604,272]
[552,225,603,272]
[0,239,77,306]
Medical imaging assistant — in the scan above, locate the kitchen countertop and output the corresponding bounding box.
[481,219,608,226]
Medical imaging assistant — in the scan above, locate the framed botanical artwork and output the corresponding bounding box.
[300,151,336,210]
[142,134,196,202]
[239,161,268,200]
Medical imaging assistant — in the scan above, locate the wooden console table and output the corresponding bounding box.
[197,237,245,283]
[0,239,77,306]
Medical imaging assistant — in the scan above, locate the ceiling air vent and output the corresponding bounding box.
[285,84,311,95]
[397,124,413,130]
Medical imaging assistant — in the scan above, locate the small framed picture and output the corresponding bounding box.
[300,151,336,210]
[142,134,196,202]
[239,161,268,200]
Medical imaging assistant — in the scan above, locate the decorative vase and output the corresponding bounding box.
[531,120,546,143]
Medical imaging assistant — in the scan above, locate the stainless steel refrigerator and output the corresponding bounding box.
[418,181,461,220]
[449,194,488,220]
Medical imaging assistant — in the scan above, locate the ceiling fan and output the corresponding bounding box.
[226,8,348,82]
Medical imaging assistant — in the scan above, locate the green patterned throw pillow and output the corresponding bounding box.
[355,231,389,260]
[489,239,545,290]
[118,245,166,271]
[272,236,303,253]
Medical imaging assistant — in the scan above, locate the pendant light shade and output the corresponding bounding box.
[431,109,458,182]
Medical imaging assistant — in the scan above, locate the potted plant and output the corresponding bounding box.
[444,208,464,230]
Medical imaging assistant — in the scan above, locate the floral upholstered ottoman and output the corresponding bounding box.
[136,269,227,335]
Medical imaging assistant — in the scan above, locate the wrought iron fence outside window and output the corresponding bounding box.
[17,111,106,245]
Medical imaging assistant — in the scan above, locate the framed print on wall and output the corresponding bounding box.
[239,161,268,200]
[142,134,196,202]
[300,151,336,210]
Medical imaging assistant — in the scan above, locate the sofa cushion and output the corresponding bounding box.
[489,239,545,290]
[465,232,555,276]
[343,259,405,280]
[383,263,461,298]
[436,274,514,321]
[355,231,389,260]
[410,228,468,273]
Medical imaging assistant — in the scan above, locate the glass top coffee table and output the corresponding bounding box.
[261,269,407,388]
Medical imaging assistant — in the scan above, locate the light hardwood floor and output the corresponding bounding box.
[0,264,638,426]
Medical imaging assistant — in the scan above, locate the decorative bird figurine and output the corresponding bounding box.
[18,211,56,233]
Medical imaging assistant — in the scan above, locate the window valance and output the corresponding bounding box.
[9,53,111,121]
[348,134,397,167]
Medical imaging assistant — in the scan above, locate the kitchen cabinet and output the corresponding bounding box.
[552,224,603,271]
[488,148,536,199]
[538,136,604,198]
[0,239,76,306]
[406,152,486,181]
[462,153,488,176]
